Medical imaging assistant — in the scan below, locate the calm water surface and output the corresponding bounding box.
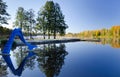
[1,41,120,77]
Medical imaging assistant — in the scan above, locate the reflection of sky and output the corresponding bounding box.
[3,41,120,77]
[6,49,45,77]
[3,0,120,33]
[6,51,19,77]
[60,42,120,77]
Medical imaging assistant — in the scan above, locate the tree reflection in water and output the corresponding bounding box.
[36,43,68,77]
[96,38,120,48]
[0,56,8,77]
[2,51,36,76]
[13,46,36,70]
[0,43,68,77]
[0,45,36,76]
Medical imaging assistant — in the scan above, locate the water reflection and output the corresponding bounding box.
[2,51,36,76]
[1,43,68,77]
[96,38,120,48]
[0,56,8,77]
[36,44,68,77]
[12,46,36,70]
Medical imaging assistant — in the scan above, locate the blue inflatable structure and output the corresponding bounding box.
[2,28,37,54]
[2,51,36,76]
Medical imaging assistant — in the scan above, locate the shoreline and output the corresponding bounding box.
[16,38,100,46]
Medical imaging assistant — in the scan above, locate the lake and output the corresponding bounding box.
[1,39,120,77]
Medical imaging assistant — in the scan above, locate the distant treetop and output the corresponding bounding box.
[0,0,10,25]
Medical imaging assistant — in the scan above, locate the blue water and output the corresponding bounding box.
[60,42,120,77]
[1,42,120,77]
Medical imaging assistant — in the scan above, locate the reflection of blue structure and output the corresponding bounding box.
[2,28,37,54]
[2,51,36,76]
[1,28,37,76]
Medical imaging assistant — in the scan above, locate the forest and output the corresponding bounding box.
[66,26,120,39]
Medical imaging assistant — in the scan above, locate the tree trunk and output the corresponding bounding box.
[48,31,50,39]
[48,27,50,39]
[43,32,45,39]
[20,22,22,31]
[54,14,57,39]
[28,26,30,39]
[53,29,56,39]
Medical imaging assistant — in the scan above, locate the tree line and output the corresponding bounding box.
[0,0,68,39]
[0,0,11,36]
[66,26,120,38]
[13,1,68,39]
[0,26,12,36]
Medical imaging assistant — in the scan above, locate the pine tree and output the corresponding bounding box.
[0,0,9,24]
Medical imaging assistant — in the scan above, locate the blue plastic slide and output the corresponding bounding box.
[2,28,37,54]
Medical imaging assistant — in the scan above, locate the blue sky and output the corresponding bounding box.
[3,0,120,33]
